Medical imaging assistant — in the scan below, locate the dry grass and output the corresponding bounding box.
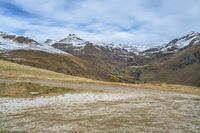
[0,59,93,82]
[109,82,200,95]
[0,50,112,80]
[0,59,199,95]
[0,82,75,97]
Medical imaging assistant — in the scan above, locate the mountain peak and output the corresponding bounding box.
[58,34,85,44]
[68,33,78,38]
[67,34,84,41]
[44,39,55,45]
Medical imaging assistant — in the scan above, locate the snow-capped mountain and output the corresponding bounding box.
[0,32,67,54]
[52,34,144,55]
[96,42,138,53]
[0,31,38,46]
[142,32,200,55]
[0,31,145,57]
[1,31,199,58]
[58,34,86,45]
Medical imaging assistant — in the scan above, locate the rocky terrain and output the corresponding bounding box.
[0,80,200,132]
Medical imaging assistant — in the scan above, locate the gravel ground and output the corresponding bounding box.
[0,81,200,133]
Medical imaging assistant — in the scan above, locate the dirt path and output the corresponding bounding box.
[0,79,200,132]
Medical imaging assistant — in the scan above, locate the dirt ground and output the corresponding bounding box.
[0,80,200,133]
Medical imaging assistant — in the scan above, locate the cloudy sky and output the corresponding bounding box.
[0,0,200,46]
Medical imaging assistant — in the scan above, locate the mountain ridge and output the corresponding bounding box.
[142,31,200,56]
[1,31,199,55]
[0,31,199,86]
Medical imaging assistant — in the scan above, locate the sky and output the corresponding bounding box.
[0,0,200,47]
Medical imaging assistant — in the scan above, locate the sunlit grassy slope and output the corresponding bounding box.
[0,59,199,94]
[0,59,93,82]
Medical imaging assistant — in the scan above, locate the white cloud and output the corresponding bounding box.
[0,0,200,46]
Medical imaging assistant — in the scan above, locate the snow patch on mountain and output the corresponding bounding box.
[54,34,147,54]
[0,32,69,54]
[58,34,86,46]
[142,31,200,55]
[164,31,200,50]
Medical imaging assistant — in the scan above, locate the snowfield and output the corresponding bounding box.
[0,82,200,132]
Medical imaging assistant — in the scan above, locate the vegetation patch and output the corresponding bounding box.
[0,82,75,97]
[109,75,120,82]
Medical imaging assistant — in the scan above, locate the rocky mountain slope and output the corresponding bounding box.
[0,31,199,86]
[0,32,115,81]
[52,33,141,54]
[124,32,200,86]
[142,32,200,56]
[52,34,140,64]
[52,34,141,78]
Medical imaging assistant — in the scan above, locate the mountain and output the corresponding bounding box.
[142,32,200,57]
[0,31,199,86]
[124,44,200,86]
[52,34,149,66]
[123,32,200,86]
[0,31,38,45]
[53,33,142,53]
[0,32,117,81]
[0,32,66,54]
[52,34,143,79]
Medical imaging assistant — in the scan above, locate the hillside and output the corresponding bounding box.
[0,50,116,81]
[124,44,200,86]
[0,31,200,86]
[0,58,93,82]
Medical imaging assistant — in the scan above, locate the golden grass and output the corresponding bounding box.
[0,59,199,95]
[108,82,200,95]
[0,82,75,97]
[0,59,93,82]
